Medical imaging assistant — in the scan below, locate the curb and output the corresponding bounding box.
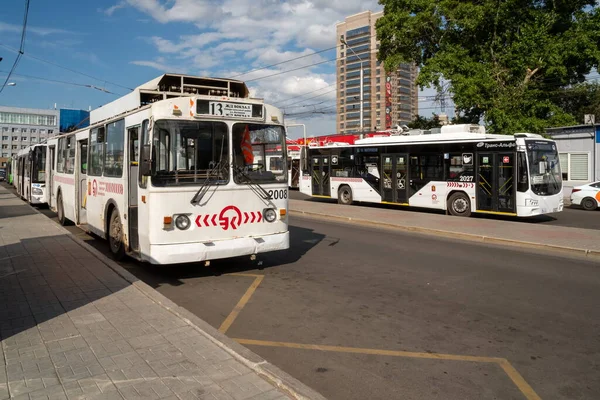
[2,187,326,400]
[289,209,600,261]
[63,235,327,400]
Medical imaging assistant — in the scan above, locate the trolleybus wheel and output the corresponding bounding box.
[57,193,67,226]
[581,197,598,211]
[338,185,353,205]
[448,192,471,217]
[109,209,126,260]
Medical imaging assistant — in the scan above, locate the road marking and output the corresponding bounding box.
[235,339,542,400]
[498,359,542,400]
[218,274,264,334]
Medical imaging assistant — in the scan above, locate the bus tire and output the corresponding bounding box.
[338,185,353,205]
[108,208,126,260]
[57,192,68,226]
[448,192,471,217]
[581,197,598,211]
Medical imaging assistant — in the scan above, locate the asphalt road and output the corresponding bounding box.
[290,189,600,231]
[34,205,600,400]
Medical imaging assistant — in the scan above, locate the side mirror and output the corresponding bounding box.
[140,144,152,176]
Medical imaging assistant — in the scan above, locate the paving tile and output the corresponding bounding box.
[10,384,67,400]
[220,373,281,400]
[198,359,252,383]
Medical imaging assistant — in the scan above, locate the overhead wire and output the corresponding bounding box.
[0,43,134,91]
[0,70,121,95]
[0,0,30,95]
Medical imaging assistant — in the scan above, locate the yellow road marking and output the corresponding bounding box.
[498,359,542,400]
[235,339,542,400]
[235,338,502,362]
[218,274,264,334]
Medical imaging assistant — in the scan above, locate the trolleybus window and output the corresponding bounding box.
[89,127,105,176]
[33,146,46,183]
[105,119,125,177]
[233,123,286,184]
[526,140,561,196]
[152,120,228,186]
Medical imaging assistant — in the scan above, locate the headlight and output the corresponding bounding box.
[263,208,277,223]
[175,214,191,230]
[32,187,43,195]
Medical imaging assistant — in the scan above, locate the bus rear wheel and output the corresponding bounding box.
[448,192,471,217]
[108,208,126,260]
[338,185,353,205]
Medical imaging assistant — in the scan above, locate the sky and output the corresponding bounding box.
[0,0,445,139]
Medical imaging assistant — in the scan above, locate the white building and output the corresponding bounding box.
[0,105,59,158]
[546,123,600,192]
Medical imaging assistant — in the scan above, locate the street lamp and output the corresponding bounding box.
[340,38,364,132]
[7,82,16,86]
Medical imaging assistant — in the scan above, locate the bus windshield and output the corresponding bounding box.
[526,140,562,196]
[152,120,229,186]
[33,147,46,183]
[232,123,286,184]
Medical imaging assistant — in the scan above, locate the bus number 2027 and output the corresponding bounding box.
[268,189,287,200]
[459,175,474,182]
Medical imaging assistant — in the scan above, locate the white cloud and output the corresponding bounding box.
[102,1,127,16]
[130,59,188,74]
[0,21,73,36]
[111,0,384,129]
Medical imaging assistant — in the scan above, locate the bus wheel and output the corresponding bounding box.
[338,185,353,205]
[108,209,126,260]
[57,193,67,226]
[581,197,598,211]
[448,192,471,217]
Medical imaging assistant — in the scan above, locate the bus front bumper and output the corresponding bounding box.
[146,231,290,265]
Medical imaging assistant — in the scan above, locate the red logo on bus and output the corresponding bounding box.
[195,205,263,230]
[92,179,98,197]
[503,156,510,163]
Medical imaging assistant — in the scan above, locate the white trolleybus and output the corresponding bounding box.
[15,144,48,205]
[46,74,289,264]
[300,124,563,217]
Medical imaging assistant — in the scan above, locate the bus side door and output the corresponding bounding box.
[476,152,516,213]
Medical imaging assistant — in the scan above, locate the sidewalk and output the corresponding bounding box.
[0,186,325,400]
[289,199,600,259]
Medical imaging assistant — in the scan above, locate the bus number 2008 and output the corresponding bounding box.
[268,190,287,200]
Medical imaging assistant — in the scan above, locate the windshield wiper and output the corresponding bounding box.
[190,161,227,206]
[234,165,272,200]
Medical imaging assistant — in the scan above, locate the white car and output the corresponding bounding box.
[570,181,600,210]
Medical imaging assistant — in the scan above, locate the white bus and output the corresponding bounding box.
[46,74,289,264]
[300,124,563,217]
[15,144,48,205]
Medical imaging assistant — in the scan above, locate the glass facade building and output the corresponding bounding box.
[60,109,90,132]
[336,11,419,133]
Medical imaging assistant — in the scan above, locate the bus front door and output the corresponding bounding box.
[128,127,140,252]
[311,155,330,196]
[48,146,55,207]
[381,153,409,204]
[476,153,516,213]
[77,140,88,224]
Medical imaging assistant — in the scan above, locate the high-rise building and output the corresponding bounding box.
[336,11,418,133]
[0,106,59,158]
[60,108,90,132]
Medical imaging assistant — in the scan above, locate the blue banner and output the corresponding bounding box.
[596,126,600,143]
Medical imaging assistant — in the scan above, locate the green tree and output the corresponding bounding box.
[408,114,442,129]
[376,0,600,134]
[553,81,600,124]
